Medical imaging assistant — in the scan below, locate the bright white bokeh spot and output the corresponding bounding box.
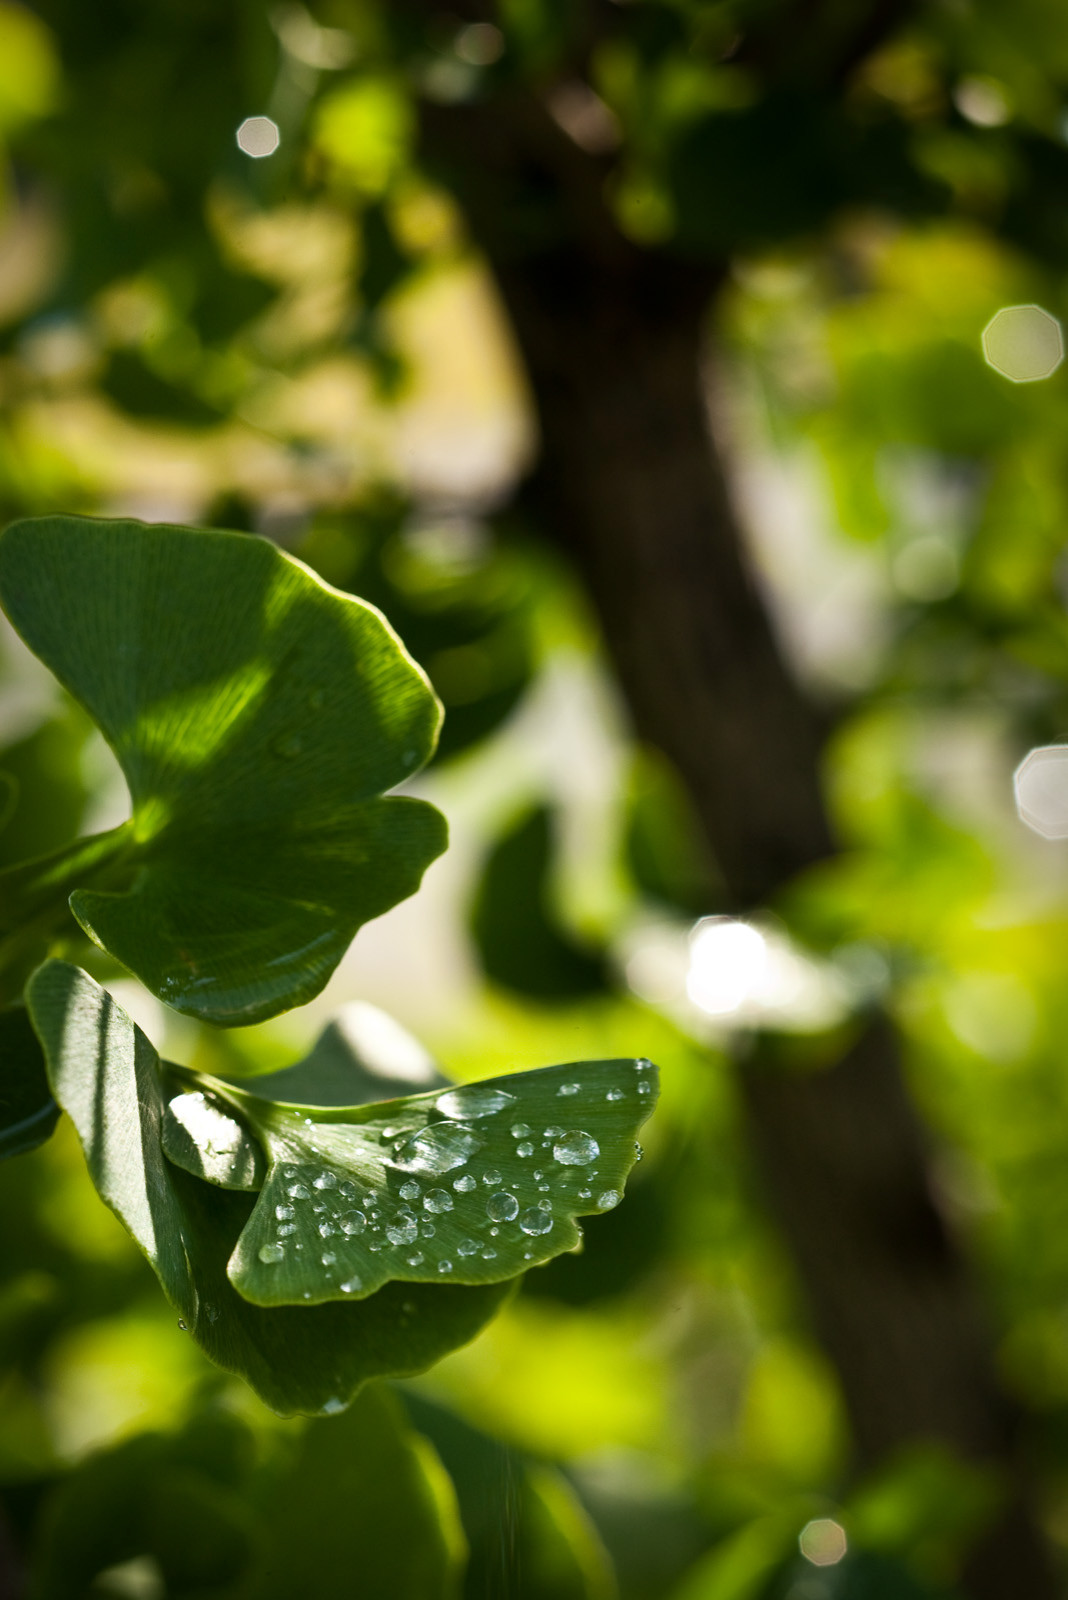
[236,115,281,159]
[982,305,1063,383]
[1014,744,1068,838]
[686,919,768,1016]
[799,1518,848,1567]
[953,76,1011,127]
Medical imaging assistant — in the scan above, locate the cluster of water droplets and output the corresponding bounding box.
[249,1062,653,1294]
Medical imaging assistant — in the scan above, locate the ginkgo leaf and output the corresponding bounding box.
[0,516,446,1024]
[0,1004,59,1158]
[209,1060,657,1308]
[26,960,511,1415]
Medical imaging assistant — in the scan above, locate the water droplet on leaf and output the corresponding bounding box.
[557,1083,580,1097]
[259,1242,285,1264]
[424,1188,454,1213]
[340,1211,366,1235]
[454,1173,476,1192]
[393,1122,483,1175]
[520,1209,553,1236]
[597,1190,622,1209]
[487,1191,519,1222]
[553,1131,599,1166]
[437,1085,516,1119]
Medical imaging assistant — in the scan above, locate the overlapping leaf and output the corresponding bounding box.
[0,515,447,1024]
[27,961,510,1415]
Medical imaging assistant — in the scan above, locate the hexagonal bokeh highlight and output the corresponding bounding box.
[799,1518,848,1567]
[982,304,1063,383]
[236,115,280,159]
[1014,745,1068,838]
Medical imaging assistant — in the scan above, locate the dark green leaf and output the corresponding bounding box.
[0,1005,58,1159]
[26,961,512,1415]
[0,515,447,1023]
[234,1000,449,1107]
[214,1054,657,1308]
[470,806,608,1001]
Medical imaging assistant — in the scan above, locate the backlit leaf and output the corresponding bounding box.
[0,516,447,1024]
[26,961,510,1415]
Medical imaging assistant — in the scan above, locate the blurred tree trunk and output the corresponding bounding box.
[418,87,1056,1600]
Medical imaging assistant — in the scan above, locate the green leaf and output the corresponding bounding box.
[234,1000,449,1107]
[471,806,609,1001]
[0,1004,59,1158]
[26,961,511,1415]
[0,515,447,1024]
[208,1056,658,1310]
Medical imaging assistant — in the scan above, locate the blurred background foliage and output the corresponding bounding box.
[6,0,1068,1596]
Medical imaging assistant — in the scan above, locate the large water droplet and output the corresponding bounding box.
[454,1173,476,1192]
[517,1142,534,1158]
[486,1191,519,1222]
[520,1208,553,1236]
[287,1182,310,1200]
[399,1180,421,1201]
[341,1275,362,1294]
[276,1204,294,1220]
[553,1131,599,1166]
[258,1242,285,1264]
[423,1188,454,1214]
[386,1213,419,1246]
[314,1172,338,1190]
[557,1083,580,1097]
[278,1223,297,1237]
[597,1189,622,1209]
[340,1210,366,1235]
[393,1122,483,1175]
[437,1084,517,1119]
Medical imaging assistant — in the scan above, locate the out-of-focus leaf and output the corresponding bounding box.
[0,516,446,1024]
[0,713,91,871]
[243,1385,466,1600]
[625,748,720,916]
[234,1000,448,1107]
[405,1393,617,1600]
[27,962,512,1415]
[0,1004,57,1158]
[470,807,608,1001]
[0,0,59,134]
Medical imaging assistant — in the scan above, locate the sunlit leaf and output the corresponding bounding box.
[27,961,511,1415]
[216,1054,657,1308]
[0,516,447,1024]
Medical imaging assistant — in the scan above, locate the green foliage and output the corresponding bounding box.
[0,514,446,1023]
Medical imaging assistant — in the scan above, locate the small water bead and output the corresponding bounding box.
[436,1085,516,1119]
[482,1248,497,1260]
[637,1081,652,1096]
[597,1190,622,1209]
[321,1251,336,1266]
[553,1131,600,1166]
[278,1223,297,1238]
[276,1204,294,1221]
[533,1170,544,1180]
[423,1188,454,1214]
[399,1181,422,1201]
[284,1166,298,1179]
[520,1209,553,1236]
[538,1199,552,1211]
[258,1242,285,1264]
[487,1191,519,1222]
[303,1291,311,1300]
[287,1183,310,1200]
[557,1083,580,1097]
[438,1260,453,1274]
[635,1142,644,1161]
[386,1214,419,1246]
[339,1211,364,1233]
[177,1318,188,1331]
[313,1203,326,1215]
[454,1173,476,1193]
[407,1252,425,1266]
[457,1238,479,1257]
[205,1304,220,1324]
[314,1172,338,1190]
[369,1239,385,1252]
[482,1170,503,1187]
[517,1142,534,1158]
[339,1181,359,1200]
[510,1123,532,1139]
[578,1188,592,1200]
[381,1123,408,1139]
[606,1088,624,1102]
[524,1251,534,1260]
[538,1183,550,1193]
[341,1275,362,1294]
[544,1126,564,1138]
[318,1221,335,1238]
[421,1223,436,1239]
[489,1227,499,1237]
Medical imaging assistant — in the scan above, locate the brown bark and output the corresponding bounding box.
[416,82,1057,1600]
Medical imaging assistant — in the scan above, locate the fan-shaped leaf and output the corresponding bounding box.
[26,961,510,1415]
[0,516,447,1024]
